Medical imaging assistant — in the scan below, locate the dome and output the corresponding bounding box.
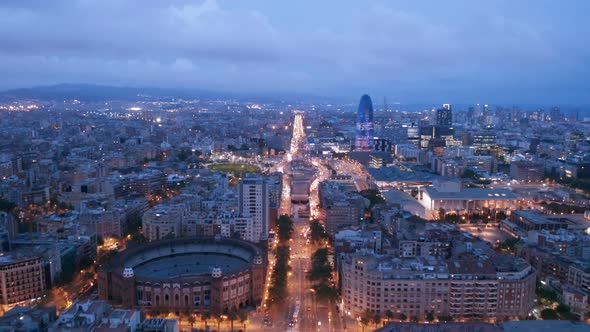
[211,266,222,278]
[123,267,134,278]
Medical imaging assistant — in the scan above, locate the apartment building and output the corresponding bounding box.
[0,255,45,306]
[340,252,536,321]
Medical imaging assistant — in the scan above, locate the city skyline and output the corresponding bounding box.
[1,1,590,331]
[0,1,589,104]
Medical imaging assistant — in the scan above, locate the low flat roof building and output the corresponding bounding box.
[511,210,568,231]
[419,181,517,219]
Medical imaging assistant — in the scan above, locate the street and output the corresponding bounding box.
[259,112,344,332]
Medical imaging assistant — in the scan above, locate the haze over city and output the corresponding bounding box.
[0,1,589,332]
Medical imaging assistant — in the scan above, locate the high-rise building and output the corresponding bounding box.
[550,106,563,122]
[355,94,374,151]
[238,177,270,242]
[482,104,494,125]
[436,104,453,126]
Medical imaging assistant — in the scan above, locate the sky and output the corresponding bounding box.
[0,0,589,104]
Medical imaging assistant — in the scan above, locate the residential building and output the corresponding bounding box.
[0,255,45,306]
[238,176,270,242]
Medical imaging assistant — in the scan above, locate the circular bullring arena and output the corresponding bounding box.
[98,237,267,314]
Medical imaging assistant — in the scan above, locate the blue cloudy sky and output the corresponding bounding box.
[0,0,588,104]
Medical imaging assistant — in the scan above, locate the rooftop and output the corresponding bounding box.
[502,320,590,332]
[425,186,517,200]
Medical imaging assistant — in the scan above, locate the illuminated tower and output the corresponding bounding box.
[355,94,374,150]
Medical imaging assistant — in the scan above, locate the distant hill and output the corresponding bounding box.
[0,83,218,102]
[0,83,337,103]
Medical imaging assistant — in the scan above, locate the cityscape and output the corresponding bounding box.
[0,1,589,332]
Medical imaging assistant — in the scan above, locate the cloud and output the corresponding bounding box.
[0,0,280,62]
[0,0,587,103]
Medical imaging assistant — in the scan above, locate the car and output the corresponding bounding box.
[288,320,294,327]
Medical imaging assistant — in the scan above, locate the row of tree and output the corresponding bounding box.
[268,245,291,305]
[309,219,328,244]
[308,247,338,302]
[359,309,452,331]
[277,214,294,242]
[268,215,294,307]
[438,208,507,223]
[149,307,248,332]
[539,304,578,320]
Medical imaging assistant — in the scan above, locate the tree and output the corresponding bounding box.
[397,313,407,322]
[187,313,196,330]
[556,304,571,315]
[277,214,294,243]
[359,189,386,208]
[308,248,332,282]
[437,315,453,322]
[226,306,238,332]
[426,312,435,322]
[461,169,479,180]
[177,311,184,328]
[312,283,338,303]
[216,314,224,332]
[238,308,248,330]
[78,255,94,269]
[360,310,373,332]
[0,198,16,212]
[410,316,419,322]
[268,244,291,306]
[201,312,211,329]
[372,313,381,326]
[555,304,578,320]
[537,287,558,304]
[177,148,192,162]
[496,237,519,253]
[309,219,328,244]
[311,248,329,266]
[385,310,394,323]
[540,308,559,320]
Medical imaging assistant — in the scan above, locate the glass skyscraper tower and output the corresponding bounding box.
[436,103,453,126]
[355,94,374,150]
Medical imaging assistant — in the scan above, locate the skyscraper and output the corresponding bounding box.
[436,103,452,126]
[238,176,269,242]
[355,94,374,150]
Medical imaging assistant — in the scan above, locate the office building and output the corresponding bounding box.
[355,94,375,151]
[510,161,544,182]
[436,104,452,127]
